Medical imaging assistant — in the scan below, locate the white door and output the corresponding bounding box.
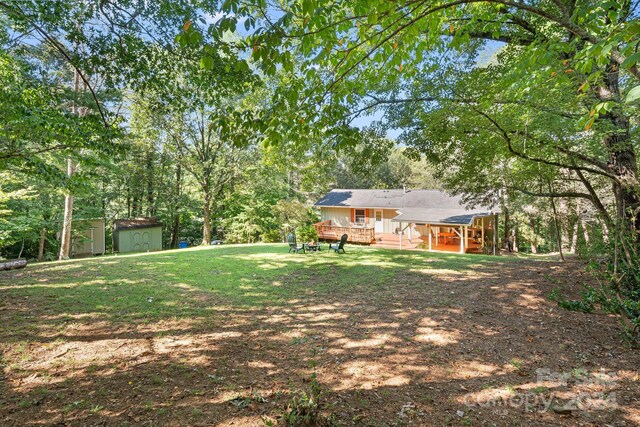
[374,210,384,233]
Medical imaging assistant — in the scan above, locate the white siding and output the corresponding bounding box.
[382,209,400,233]
[320,207,351,226]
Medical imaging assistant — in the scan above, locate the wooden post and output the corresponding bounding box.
[428,224,432,251]
[435,226,439,246]
[464,226,468,250]
[399,222,403,249]
[481,218,485,246]
[459,226,464,254]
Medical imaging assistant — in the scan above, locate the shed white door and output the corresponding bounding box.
[374,210,384,233]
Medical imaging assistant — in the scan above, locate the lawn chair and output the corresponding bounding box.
[329,234,348,254]
[287,232,305,254]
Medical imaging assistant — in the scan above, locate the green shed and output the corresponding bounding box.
[113,218,163,253]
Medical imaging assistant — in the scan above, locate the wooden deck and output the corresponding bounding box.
[372,233,483,253]
[314,220,376,244]
[315,222,488,254]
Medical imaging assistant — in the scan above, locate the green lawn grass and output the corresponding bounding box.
[4,244,635,427]
[0,244,527,333]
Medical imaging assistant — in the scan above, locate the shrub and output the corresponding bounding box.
[296,224,318,243]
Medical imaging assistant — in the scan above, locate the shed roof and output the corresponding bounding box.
[114,218,162,231]
[315,189,497,226]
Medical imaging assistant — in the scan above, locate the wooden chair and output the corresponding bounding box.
[287,233,305,254]
[329,234,348,254]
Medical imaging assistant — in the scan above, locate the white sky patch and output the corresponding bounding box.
[204,11,248,27]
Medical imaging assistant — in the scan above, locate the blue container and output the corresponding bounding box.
[178,241,188,249]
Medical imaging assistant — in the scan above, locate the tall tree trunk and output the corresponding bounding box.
[60,28,82,261]
[529,217,537,254]
[570,200,586,253]
[170,164,182,249]
[503,206,510,248]
[560,198,570,251]
[132,195,140,217]
[38,228,46,261]
[202,180,212,246]
[570,220,579,253]
[548,184,565,262]
[582,220,590,245]
[600,62,640,259]
[126,186,131,218]
[59,160,75,260]
[146,147,155,217]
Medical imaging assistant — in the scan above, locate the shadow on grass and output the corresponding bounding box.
[0,245,637,426]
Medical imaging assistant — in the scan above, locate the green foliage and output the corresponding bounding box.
[551,246,640,342]
[0,51,116,180]
[549,288,598,313]
[295,224,318,244]
[267,371,336,427]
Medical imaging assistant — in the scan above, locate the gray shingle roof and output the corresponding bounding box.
[392,208,492,226]
[315,189,497,226]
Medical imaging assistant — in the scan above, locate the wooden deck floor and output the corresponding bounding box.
[370,233,482,253]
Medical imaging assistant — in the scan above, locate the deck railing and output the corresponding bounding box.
[313,220,376,244]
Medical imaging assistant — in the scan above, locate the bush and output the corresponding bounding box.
[261,229,283,243]
[296,224,318,243]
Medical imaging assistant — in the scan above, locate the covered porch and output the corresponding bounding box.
[391,209,499,254]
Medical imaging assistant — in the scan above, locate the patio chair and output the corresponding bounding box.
[329,234,348,254]
[287,232,305,254]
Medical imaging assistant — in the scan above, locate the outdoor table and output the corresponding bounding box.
[304,243,320,252]
[438,232,457,245]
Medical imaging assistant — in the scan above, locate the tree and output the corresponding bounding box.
[1,0,226,256]
[194,0,640,337]
[138,42,259,245]
[206,0,639,234]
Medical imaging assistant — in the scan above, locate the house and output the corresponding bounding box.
[313,189,499,253]
[71,219,106,257]
[113,218,163,253]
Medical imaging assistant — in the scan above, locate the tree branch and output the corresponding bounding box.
[508,186,593,199]
[574,167,614,228]
[471,105,621,182]
[0,1,111,129]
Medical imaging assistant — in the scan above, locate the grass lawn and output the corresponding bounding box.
[1,244,638,426]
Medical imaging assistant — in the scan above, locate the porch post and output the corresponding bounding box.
[428,224,432,251]
[464,226,468,250]
[481,218,485,246]
[435,226,439,245]
[399,222,403,249]
[459,225,464,254]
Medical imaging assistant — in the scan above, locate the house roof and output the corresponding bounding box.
[392,208,493,226]
[114,218,162,231]
[315,189,497,226]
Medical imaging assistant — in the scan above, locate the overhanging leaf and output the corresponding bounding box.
[624,85,640,103]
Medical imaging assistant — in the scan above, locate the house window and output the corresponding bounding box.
[355,209,366,225]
